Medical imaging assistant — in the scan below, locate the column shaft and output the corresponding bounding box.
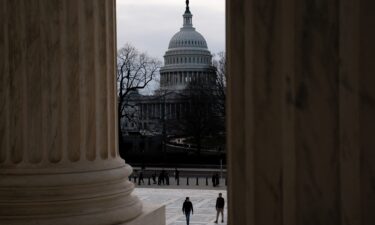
[0,1,142,224]
[228,0,375,224]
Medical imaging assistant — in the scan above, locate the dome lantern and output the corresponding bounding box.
[183,0,193,28]
[167,1,209,49]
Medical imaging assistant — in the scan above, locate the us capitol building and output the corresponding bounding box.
[123,0,217,135]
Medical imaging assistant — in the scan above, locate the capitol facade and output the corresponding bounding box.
[122,1,217,135]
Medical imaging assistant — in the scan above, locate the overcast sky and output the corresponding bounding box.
[116,0,226,61]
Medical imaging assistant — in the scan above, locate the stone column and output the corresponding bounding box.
[0,1,165,225]
[228,0,375,225]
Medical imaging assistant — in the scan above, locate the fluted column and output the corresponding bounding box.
[228,0,375,224]
[0,1,142,224]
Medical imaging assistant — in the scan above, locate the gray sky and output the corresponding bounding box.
[116,0,226,60]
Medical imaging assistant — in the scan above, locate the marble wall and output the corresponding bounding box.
[227,0,375,224]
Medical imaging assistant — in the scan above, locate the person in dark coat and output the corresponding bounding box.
[175,168,180,185]
[215,173,220,186]
[132,170,138,184]
[165,171,170,185]
[160,170,166,185]
[214,193,225,223]
[182,197,194,225]
[158,172,162,185]
[152,171,157,184]
[138,171,144,185]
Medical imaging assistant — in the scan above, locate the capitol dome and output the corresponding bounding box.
[168,29,208,49]
[159,0,216,92]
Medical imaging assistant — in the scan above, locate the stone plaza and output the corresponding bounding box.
[135,188,227,225]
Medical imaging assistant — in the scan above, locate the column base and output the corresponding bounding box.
[0,159,143,225]
[121,203,165,225]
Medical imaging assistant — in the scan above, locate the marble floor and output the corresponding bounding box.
[134,188,228,225]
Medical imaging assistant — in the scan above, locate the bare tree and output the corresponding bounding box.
[176,52,226,154]
[212,51,226,119]
[177,80,221,154]
[117,43,162,148]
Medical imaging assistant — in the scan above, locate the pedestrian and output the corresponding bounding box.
[215,173,220,186]
[182,197,194,225]
[166,171,170,185]
[138,171,144,185]
[133,170,138,184]
[175,168,180,185]
[212,173,216,187]
[152,171,157,184]
[159,170,165,185]
[158,172,161,185]
[214,193,225,223]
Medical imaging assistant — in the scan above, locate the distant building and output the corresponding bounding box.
[122,1,216,136]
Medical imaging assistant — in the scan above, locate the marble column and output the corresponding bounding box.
[0,1,163,225]
[228,0,375,225]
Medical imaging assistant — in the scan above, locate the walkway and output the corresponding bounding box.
[135,188,228,225]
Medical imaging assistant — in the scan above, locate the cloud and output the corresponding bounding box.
[116,0,225,60]
[117,0,225,12]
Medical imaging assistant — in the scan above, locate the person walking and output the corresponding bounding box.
[182,197,194,225]
[138,171,144,185]
[132,170,138,184]
[160,170,166,185]
[214,193,225,223]
[152,171,157,184]
[215,173,220,186]
[166,171,170,185]
[175,168,180,185]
